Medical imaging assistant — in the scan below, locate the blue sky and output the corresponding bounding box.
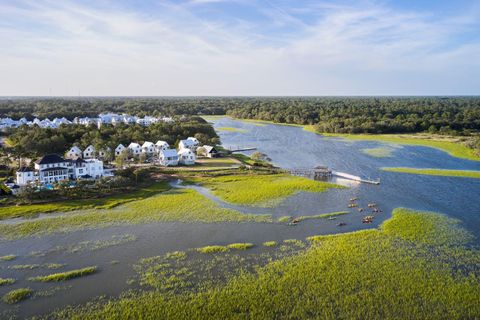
[0,0,479,96]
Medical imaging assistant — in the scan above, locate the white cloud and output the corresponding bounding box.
[0,0,479,95]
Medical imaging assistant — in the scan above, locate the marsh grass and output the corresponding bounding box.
[277,216,291,223]
[295,211,350,221]
[0,278,15,286]
[316,132,480,161]
[2,288,32,304]
[226,243,254,250]
[51,208,480,319]
[263,241,277,247]
[29,266,97,282]
[195,174,342,207]
[0,182,171,221]
[217,127,248,133]
[196,246,229,253]
[382,167,480,179]
[0,255,16,261]
[361,146,396,158]
[0,189,271,240]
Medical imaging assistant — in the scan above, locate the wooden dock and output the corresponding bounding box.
[228,147,257,152]
[289,166,380,185]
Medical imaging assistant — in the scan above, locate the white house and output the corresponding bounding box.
[16,167,36,186]
[179,139,198,151]
[115,144,126,156]
[66,146,82,160]
[141,141,155,155]
[128,142,142,157]
[83,145,96,159]
[155,140,169,152]
[187,137,200,146]
[203,145,220,158]
[178,148,196,165]
[159,149,179,166]
[34,154,71,184]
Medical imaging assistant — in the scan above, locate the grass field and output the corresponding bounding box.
[0,188,271,240]
[382,167,480,179]
[2,288,32,304]
[48,208,480,319]
[0,182,171,220]
[194,173,342,207]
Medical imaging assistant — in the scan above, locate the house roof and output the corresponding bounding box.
[69,146,82,153]
[161,149,178,157]
[155,140,168,146]
[204,146,217,153]
[115,144,125,150]
[35,154,67,165]
[142,141,154,148]
[180,139,195,147]
[41,167,69,172]
[128,142,141,148]
[18,167,33,172]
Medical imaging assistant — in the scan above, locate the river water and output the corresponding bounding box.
[1,117,479,318]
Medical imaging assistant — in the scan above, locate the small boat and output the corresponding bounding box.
[362,215,374,223]
[367,203,377,208]
[348,203,358,208]
[291,218,300,224]
[358,208,364,212]
[350,197,358,201]
[327,217,337,220]
[337,222,347,227]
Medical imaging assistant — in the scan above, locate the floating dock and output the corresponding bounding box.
[331,171,380,185]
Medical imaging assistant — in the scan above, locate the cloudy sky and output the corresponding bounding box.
[1,0,479,96]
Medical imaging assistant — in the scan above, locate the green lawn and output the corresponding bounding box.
[48,208,480,319]
[0,188,271,240]
[194,173,342,207]
[0,182,171,220]
[382,167,480,179]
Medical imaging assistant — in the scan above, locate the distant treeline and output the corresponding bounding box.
[5,116,219,158]
[1,96,479,135]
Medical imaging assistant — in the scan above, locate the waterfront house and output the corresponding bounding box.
[16,167,36,185]
[83,145,96,159]
[179,138,199,151]
[66,146,82,160]
[34,154,71,184]
[159,149,179,166]
[178,148,196,165]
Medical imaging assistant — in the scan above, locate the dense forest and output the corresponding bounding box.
[1,96,479,135]
[5,116,219,158]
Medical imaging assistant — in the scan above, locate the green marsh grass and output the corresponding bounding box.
[361,146,396,158]
[217,127,248,133]
[196,246,229,253]
[295,211,350,222]
[29,266,97,282]
[382,167,480,179]
[277,216,291,223]
[50,208,480,319]
[0,278,15,286]
[263,241,277,247]
[0,254,16,261]
[2,288,32,304]
[196,173,342,207]
[0,189,271,240]
[0,182,171,220]
[226,243,254,250]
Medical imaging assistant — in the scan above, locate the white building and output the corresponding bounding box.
[66,146,82,160]
[115,144,126,156]
[178,148,196,165]
[128,142,142,157]
[155,141,169,152]
[83,145,96,159]
[203,145,220,158]
[16,167,36,186]
[179,137,199,151]
[141,141,155,155]
[16,154,106,186]
[159,149,179,166]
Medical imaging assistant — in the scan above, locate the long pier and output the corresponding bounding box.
[228,147,257,152]
[289,166,380,185]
